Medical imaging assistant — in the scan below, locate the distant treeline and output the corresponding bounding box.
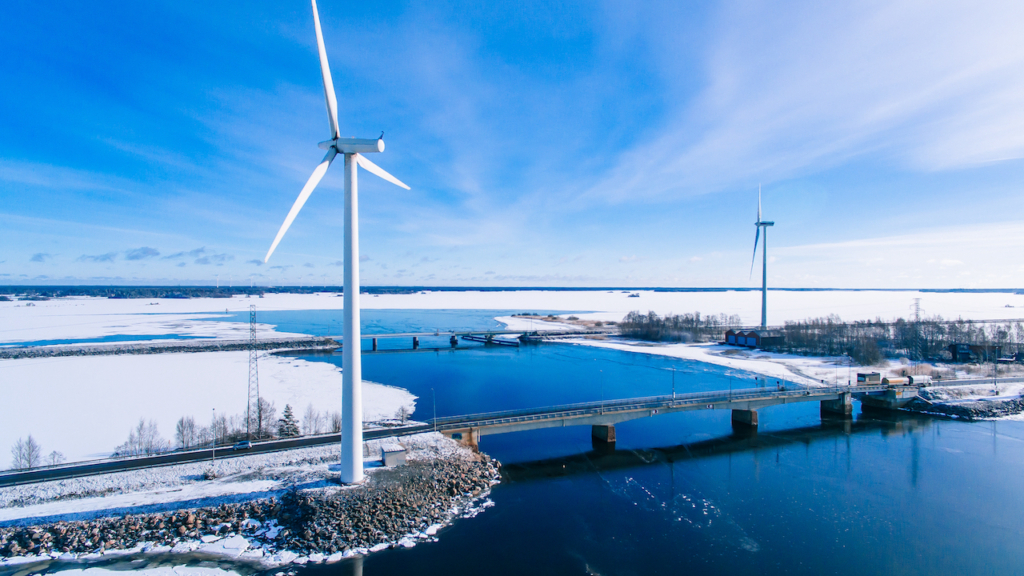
[777,315,1024,364]
[618,310,1024,366]
[3,286,1023,299]
[0,286,424,299]
[619,311,743,343]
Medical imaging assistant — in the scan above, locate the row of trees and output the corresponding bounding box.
[618,311,744,343]
[776,315,1024,364]
[10,399,411,468]
[170,398,281,452]
[9,435,65,470]
[616,309,1024,366]
[168,402,345,452]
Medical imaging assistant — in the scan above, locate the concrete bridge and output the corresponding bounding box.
[432,383,920,447]
[360,329,603,351]
[0,383,919,487]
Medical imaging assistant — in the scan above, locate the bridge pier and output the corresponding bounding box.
[731,409,758,429]
[413,337,419,350]
[372,338,377,351]
[450,335,458,348]
[859,388,919,411]
[446,428,480,449]
[592,424,616,444]
[821,392,853,417]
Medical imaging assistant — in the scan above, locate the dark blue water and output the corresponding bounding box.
[0,334,214,347]
[216,308,564,336]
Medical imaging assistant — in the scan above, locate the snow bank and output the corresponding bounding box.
[564,339,849,387]
[0,352,415,464]
[494,315,579,332]
[18,567,241,576]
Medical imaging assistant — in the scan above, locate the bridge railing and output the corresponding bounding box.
[428,384,867,428]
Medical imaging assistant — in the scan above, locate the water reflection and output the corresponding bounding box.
[502,411,934,482]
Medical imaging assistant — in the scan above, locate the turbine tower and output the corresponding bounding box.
[749,186,774,329]
[263,0,410,484]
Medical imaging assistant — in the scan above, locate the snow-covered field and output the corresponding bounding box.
[0,352,414,463]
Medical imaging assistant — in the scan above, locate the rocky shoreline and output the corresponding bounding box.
[1,456,499,564]
[905,396,1024,420]
[0,337,338,360]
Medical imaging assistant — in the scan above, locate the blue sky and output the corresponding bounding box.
[3,1,1024,288]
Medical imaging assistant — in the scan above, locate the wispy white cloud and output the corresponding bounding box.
[583,1,1024,202]
[124,247,159,260]
[0,160,134,193]
[76,252,118,263]
[772,220,1024,288]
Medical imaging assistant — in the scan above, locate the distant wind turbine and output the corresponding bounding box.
[749,186,774,329]
[263,0,410,484]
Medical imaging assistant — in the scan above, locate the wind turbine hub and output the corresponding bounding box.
[318,137,385,154]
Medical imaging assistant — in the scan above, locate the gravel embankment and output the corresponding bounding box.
[905,396,1024,420]
[0,456,499,559]
[0,338,338,360]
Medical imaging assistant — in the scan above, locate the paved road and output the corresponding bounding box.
[0,425,432,488]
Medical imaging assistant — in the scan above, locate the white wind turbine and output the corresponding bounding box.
[749,185,774,329]
[263,0,410,484]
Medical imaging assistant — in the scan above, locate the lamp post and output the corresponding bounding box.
[211,408,216,465]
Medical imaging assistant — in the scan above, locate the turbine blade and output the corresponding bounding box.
[311,0,340,140]
[749,227,760,279]
[757,184,762,222]
[264,148,338,262]
[355,154,411,190]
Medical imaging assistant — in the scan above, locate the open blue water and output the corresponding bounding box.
[19,309,1024,575]
[215,308,568,339]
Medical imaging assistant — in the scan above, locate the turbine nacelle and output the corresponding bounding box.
[318,137,385,154]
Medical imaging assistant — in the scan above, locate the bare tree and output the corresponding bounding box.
[226,414,246,441]
[115,419,167,457]
[10,435,42,470]
[46,451,65,466]
[396,406,411,423]
[210,414,229,445]
[303,403,324,435]
[329,411,342,433]
[175,416,197,449]
[257,398,277,439]
[196,425,212,446]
